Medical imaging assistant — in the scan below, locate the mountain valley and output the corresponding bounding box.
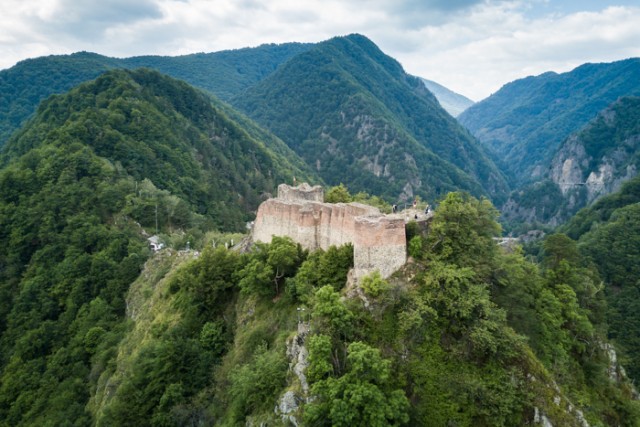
[0,34,639,426]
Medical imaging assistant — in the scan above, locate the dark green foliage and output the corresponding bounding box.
[459,58,640,186]
[3,68,312,231]
[395,193,636,424]
[324,183,352,203]
[228,343,288,418]
[0,141,148,425]
[122,43,313,102]
[425,192,501,279]
[0,52,123,145]
[0,44,312,147]
[304,341,409,426]
[324,183,392,212]
[287,243,354,303]
[231,34,508,204]
[576,204,640,380]
[237,236,306,297]
[562,173,640,240]
[557,171,640,384]
[0,68,313,426]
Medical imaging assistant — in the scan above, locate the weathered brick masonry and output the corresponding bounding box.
[252,183,406,279]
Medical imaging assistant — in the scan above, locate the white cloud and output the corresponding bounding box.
[390,3,640,99]
[0,0,639,100]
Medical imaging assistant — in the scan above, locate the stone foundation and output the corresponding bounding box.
[253,184,406,279]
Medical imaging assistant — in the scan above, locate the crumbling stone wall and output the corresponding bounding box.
[253,184,406,279]
[277,183,324,202]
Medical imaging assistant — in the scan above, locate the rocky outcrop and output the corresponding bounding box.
[253,184,406,280]
[502,97,640,227]
[550,135,638,204]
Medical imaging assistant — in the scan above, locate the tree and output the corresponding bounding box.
[237,236,305,297]
[426,192,501,278]
[325,184,352,203]
[304,341,409,427]
[313,285,353,338]
[543,233,580,270]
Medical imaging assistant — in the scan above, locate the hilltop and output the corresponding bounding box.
[0,43,311,147]
[231,34,508,203]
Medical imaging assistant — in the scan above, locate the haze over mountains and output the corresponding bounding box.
[420,78,474,117]
[1,33,640,425]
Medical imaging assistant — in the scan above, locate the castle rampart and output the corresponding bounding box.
[252,184,406,279]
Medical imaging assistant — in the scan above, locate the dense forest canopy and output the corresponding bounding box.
[0,34,639,426]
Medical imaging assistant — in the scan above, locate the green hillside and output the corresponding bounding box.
[555,175,640,384]
[0,68,318,425]
[0,69,636,422]
[0,52,121,144]
[121,42,312,101]
[502,96,640,228]
[0,43,311,147]
[231,34,509,204]
[458,58,640,186]
[83,193,640,425]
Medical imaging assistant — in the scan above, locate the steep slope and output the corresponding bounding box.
[420,77,475,117]
[0,68,317,425]
[1,68,314,229]
[0,52,122,144]
[0,43,311,146]
[458,58,640,185]
[502,96,640,226]
[83,193,640,425]
[231,34,509,204]
[561,173,640,240]
[556,175,640,383]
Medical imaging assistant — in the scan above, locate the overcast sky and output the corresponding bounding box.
[1,0,639,100]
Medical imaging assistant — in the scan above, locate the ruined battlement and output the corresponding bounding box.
[277,183,324,202]
[253,184,406,279]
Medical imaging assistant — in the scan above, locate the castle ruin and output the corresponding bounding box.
[252,183,407,279]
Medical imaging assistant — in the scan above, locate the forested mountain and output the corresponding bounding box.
[420,77,475,117]
[555,174,640,386]
[0,35,506,205]
[0,43,311,147]
[80,193,640,425]
[502,96,640,227]
[458,58,640,186]
[231,34,509,204]
[0,68,318,425]
[0,52,120,145]
[1,35,639,426]
[120,43,312,102]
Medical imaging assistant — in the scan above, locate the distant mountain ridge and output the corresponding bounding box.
[0,43,312,146]
[420,78,474,117]
[458,58,640,186]
[501,95,640,227]
[231,34,508,203]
